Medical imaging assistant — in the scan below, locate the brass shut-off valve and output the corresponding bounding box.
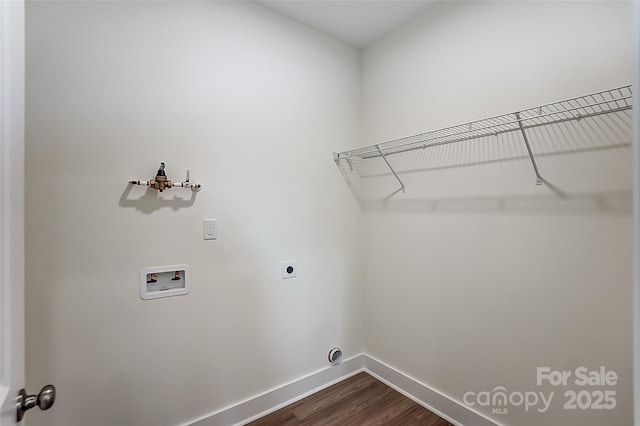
[129,162,201,193]
[150,162,171,192]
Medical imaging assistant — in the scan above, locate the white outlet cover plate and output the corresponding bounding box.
[204,218,217,240]
[281,261,297,279]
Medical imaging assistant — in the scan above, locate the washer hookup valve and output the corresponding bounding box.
[129,162,201,192]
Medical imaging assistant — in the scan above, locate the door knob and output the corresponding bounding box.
[17,384,56,421]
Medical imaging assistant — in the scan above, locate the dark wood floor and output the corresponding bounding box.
[247,372,453,426]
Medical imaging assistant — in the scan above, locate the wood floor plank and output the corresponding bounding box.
[255,408,301,426]
[299,380,393,426]
[345,390,416,426]
[291,374,379,420]
[253,377,373,426]
[361,385,437,425]
[247,372,453,426]
[390,404,452,426]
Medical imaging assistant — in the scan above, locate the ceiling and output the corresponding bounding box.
[257,1,436,49]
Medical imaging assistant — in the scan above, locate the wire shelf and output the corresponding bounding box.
[334,85,633,200]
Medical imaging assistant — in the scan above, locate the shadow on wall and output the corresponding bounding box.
[119,184,198,214]
[359,190,632,215]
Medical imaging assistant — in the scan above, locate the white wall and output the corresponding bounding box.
[360,1,633,425]
[25,2,362,425]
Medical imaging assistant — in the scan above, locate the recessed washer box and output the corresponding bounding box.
[140,264,190,300]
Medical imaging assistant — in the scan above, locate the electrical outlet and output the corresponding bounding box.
[203,219,217,240]
[281,261,297,279]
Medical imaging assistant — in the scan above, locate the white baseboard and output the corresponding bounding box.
[185,353,498,426]
[362,354,500,426]
[185,354,365,426]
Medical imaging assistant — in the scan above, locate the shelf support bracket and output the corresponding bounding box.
[376,145,405,194]
[333,152,355,190]
[515,112,543,186]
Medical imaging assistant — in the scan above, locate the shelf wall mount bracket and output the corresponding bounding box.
[333,152,357,192]
[515,112,543,186]
[376,145,406,195]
